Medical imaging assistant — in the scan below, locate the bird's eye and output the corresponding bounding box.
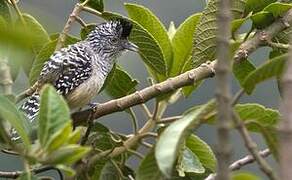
[111,38,118,44]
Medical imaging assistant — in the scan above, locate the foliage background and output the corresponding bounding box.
[0,0,279,179]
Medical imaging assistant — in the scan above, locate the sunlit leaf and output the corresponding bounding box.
[170,13,201,77]
[38,85,70,147]
[232,172,260,180]
[245,0,276,14]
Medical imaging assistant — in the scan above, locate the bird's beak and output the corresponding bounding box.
[124,41,139,52]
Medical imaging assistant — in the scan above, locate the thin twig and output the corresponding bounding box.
[126,149,144,159]
[74,15,87,27]
[215,0,232,179]
[82,6,102,17]
[140,104,152,118]
[232,112,278,180]
[278,28,292,180]
[231,89,244,106]
[128,108,139,134]
[157,116,183,124]
[139,141,153,149]
[205,149,271,180]
[0,57,13,95]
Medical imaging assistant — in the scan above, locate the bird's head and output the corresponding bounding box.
[86,19,138,56]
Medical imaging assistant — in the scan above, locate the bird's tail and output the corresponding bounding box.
[10,93,40,140]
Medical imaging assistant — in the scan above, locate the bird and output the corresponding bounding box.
[11,19,138,140]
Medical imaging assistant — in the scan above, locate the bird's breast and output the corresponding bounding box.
[65,73,103,109]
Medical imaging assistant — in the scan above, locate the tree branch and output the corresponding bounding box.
[279,28,292,180]
[234,9,292,63]
[215,0,232,179]
[71,61,216,126]
[232,112,278,180]
[205,149,271,180]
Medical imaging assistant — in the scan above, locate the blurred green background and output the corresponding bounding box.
[0,0,279,179]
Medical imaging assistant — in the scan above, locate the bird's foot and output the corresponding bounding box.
[88,102,100,112]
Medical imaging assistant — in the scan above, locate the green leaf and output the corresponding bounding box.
[45,122,72,153]
[137,150,163,180]
[21,14,50,53]
[186,135,216,172]
[99,161,121,180]
[243,54,287,94]
[155,100,216,177]
[44,145,90,165]
[105,66,138,98]
[80,0,104,12]
[245,0,276,14]
[125,3,172,74]
[232,172,260,180]
[170,13,201,77]
[29,40,57,85]
[0,0,11,21]
[38,85,70,147]
[233,59,256,88]
[88,158,108,179]
[67,128,82,144]
[177,148,205,176]
[102,12,167,78]
[250,11,275,29]
[0,96,31,148]
[264,2,292,17]
[80,24,96,40]
[231,13,251,35]
[192,0,246,68]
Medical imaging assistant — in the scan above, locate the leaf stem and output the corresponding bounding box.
[128,108,139,134]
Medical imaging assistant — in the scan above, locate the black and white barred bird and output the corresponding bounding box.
[12,19,138,139]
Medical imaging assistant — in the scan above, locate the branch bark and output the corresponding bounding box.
[215,0,232,179]
[279,29,292,180]
[71,61,216,126]
[0,57,13,95]
[234,9,292,63]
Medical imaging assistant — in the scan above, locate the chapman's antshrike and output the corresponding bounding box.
[12,19,138,140]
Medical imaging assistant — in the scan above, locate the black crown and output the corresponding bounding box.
[119,19,133,38]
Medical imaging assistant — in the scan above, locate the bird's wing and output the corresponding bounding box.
[38,42,93,94]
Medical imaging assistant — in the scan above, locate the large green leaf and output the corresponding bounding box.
[243,54,287,94]
[170,13,201,77]
[43,145,90,165]
[155,100,215,177]
[80,0,104,12]
[177,148,205,176]
[137,150,163,180]
[102,12,167,78]
[0,96,31,148]
[99,161,121,180]
[264,2,292,17]
[192,0,246,68]
[29,40,57,85]
[38,85,70,147]
[125,3,172,74]
[186,135,216,172]
[105,66,138,98]
[20,14,50,53]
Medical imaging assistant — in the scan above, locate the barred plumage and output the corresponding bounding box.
[12,19,138,140]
